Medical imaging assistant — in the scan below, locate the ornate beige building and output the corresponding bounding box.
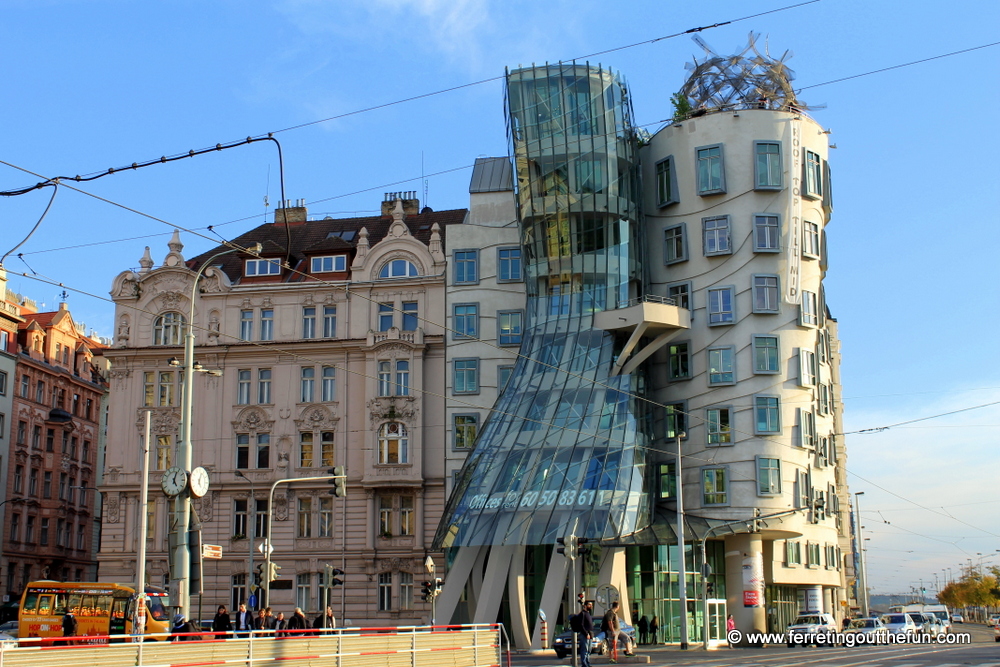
[99,195,465,624]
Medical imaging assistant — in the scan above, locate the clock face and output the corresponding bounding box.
[161,466,189,497]
[189,466,210,498]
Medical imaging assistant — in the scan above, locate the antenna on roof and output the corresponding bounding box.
[422,151,428,210]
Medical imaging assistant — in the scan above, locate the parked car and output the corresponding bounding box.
[994,624,1000,643]
[988,614,1000,627]
[881,613,921,635]
[923,614,945,636]
[786,613,838,647]
[552,619,637,659]
[0,621,18,639]
[841,617,888,644]
[951,613,964,623]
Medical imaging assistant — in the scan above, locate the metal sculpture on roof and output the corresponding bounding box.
[677,33,809,113]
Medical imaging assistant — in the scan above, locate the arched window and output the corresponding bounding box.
[378,422,408,464]
[153,313,186,346]
[378,259,419,279]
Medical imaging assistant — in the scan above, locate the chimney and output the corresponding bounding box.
[381,191,420,217]
[274,198,308,224]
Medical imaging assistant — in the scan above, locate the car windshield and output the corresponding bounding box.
[850,619,876,628]
[884,615,906,624]
[906,614,923,623]
[792,616,819,625]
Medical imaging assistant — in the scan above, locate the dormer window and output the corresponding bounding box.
[311,255,347,273]
[245,258,281,276]
[378,260,418,279]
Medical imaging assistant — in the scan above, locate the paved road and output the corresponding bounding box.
[512,623,998,667]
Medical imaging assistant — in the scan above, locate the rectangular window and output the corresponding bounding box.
[702,468,728,505]
[400,572,413,610]
[707,287,735,325]
[378,303,394,331]
[157,371,175,407]
[497,247,522,282]
[32,425,41,450]
[142,371,155,407]
[707,347,735,385]
[667,282,691,311]
[498,365,514,391]
[245,258,281,276]
[755,396,780,434]
[256,434,270,469]
[663,224,687,265]
[323,306,337,338]
[395,360,410,396]
[260,309,274,341]
[818,383,830,415]
[665,402,686,440]
[377,573,392,611]
[752,275,780,313]
[40,518,49,546]
[753,335,780,374]
[233,499,248,538]
[295,573,310,612]
[799,409,816,448]
[297,497,312,538]
[322,432,335,467]
[311,255,346,273]
[497,310,523,346]
[254,499,268,538]
[658,462,676,499]
[757,457,781,494]
[667,342,690,380]
[43,471,52,498]
[453,414,478,449]
[453,358,479,394]
[257,369,272,404]
[300,367,315,403]
[400,496,414,536]
[754,140,783,189]
[302,307,316,339]
[656,155,679,206]
[237,370,251,405]
[29,469,38,496]
[20,374,28,398]
[401,302,418,331]
[785,541,802,566]
[299,432,314,468]
[696,144,725,194]
[25,515,35,543]
[706,407,732,445]
[804,150,822,198]
[799,349,817,386]
[155,435,172,470]
[0,371,6,396]
[321,366,336,401]
[753,214,780,251]
[378,495,392,536]
[702,216,731,255]
[803,222,820,258]
[454,304,479,339]
[10,514,19,541]
[16,420,26,445]
[454,250,479,284]
[319,497,333,538]
[35,380,44,404]
[377,361,391,397]
[240,310,254,341]
[13,466,22,494]
[236,434,250,469]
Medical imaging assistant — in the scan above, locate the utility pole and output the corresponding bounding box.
[854,492,869,617]
[235,470,255,609]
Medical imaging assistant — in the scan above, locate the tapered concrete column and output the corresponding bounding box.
[725,533,766,646]
[532,547,571,649]
[598,547,631,624]
[473,545,518,624]
[507,546,531,648]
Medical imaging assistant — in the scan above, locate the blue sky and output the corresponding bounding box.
[3,0,999,595]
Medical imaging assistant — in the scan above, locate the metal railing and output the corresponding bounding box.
[620,294,677,308]
[0,624,506,667]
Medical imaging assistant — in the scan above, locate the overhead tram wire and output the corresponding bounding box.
[7,157,1000,539]
[0,2,819,198]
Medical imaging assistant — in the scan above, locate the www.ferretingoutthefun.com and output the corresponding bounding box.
[727,629,973,647]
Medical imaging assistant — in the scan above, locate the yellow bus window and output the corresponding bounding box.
[22,593,38,613]
[38,596,52,614]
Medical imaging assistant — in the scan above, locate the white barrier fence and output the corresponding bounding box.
[0,624,507,667]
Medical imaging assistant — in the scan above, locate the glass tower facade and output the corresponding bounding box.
[435,63,656,548]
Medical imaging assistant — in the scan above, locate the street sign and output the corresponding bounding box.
[248,594,258,607]
[257,541,274,556]
[203,544,223,559]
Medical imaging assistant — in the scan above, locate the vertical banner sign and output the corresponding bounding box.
[785,120,802,304]
[804,588,822,613]
[742,552,764,608]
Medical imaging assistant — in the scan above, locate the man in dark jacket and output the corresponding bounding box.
[234,603,254,637]
[313,606,336,633]
[576,601,594,667]
[286,607,308,636]
[171,613,198,641]
[62,610,78,645]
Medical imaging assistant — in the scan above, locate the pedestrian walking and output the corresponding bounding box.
[726,614,736,645]
[62,610,78,645]
[212,605,232,638]
[602,601,622,662]
[287,607,308,636]
[171,613,197,641]
[234,603,254,637]
[637,615,649,645]
[571,601,594,667]
[649,615,659,644]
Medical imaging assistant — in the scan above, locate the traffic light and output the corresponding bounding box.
[324,564,345,587]
[557,535,577,560]
[330,466,347,498]
[578,592,586,606]
[267,562,281,582]
[706,582,715,596]
[434,577,444,594]
[421,580,435,602]
[577,537,591,558]
[254,563,264,586]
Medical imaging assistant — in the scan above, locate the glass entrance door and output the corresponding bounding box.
[707,599,726,645]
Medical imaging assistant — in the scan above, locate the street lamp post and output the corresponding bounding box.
[675,432,689,650]
[854,492,869,618]
[235,470,256,609]
[172,243,258,618]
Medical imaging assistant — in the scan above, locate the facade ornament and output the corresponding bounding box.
[108,368,131,390]
[231,407,274,435]
[116,316,130,347]
[303,293,314,306]
[386,200,411,239]
[110,272,141,300]
[158,291,184,311]
[138,246,154,274]
[199,267,229,294]
[367,397,417,427]
[163,230,185,267]
[105,466,122,482]
[107,493,121,524]
[274,493,289,521]
[207,311,221,345]
[135,408,181,435]
[351,228,370,269]
[292,405,339,431]
[429,223,445,267]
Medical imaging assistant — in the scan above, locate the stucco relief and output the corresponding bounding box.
[231,407,274,435]
[110,272,141,300]
[106,466,122,482]
[198,267,230,294]
[158,291,185,312]
[274,493,288,521]
[367,397,418,427]
[371,342,412,356]
[376,557,412,573]
[107,493,121,523]
[135,408,181,435]
[293,405,339,431]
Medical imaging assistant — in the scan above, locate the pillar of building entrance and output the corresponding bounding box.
[725,533,766,646]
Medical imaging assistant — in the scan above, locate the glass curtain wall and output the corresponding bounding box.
[435,63,653,550]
